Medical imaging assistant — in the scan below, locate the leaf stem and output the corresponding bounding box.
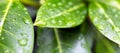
[54,28,63,53]
[20,0,40,8]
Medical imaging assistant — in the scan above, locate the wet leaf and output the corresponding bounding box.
[0,0,34,53]
[34,0,87,28]
[89,1,120,45]
[36,27,91,53]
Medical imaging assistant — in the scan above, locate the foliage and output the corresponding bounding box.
[0,0,120,53]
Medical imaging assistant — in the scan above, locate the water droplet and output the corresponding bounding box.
[1,37,4,40]
[18,14,21,16]
[113,36,117,40]
[40,0,46,4]
[12,19,15,22]
[115,14,118,18]
[18,7,20,8]
[115,27,120,32]
[68,2,73,5]
[9,27,11,30]
[98,25,104,31]
[51,20,56,24]
[0,21,2,26]
[58,20,62,25]
[98,9,104,14]
[58,2,62,6]
[24,8,27,11]
[4,49,10,53]
[25,12,28,14]
[18,38,28,46]
[110,1,119,7]
[21,33,28,37]
[78,36,82,40]
[67,48,71,50]
[76,10,80,14]
[81,43,85,48]
[24,18,30,24]
[112,9,116,12]
[67,21,76,26]
[48,3,51,5]
[52,4,56,7]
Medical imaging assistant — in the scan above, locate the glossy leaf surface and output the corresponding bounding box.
[0,0,34,53]
[34,0,87,28]
[89,1,120,45]
[36,27,91,53]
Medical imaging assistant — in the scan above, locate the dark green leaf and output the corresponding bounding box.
[36,28,91,53]
[94,32,116,53]
[34,0,87,28]
[0,0,34,53]
[89,1,120,45]
[95,40,115,53]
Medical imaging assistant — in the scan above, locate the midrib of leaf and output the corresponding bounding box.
[94,2,120,44]
[35,3,85,25]
[3,29,17,39]
[54,28,63,53]
[0,0,13,34]
[0,0,16,52]
[0,0,17,39]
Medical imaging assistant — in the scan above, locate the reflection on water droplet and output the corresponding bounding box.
[24,8,27,11]
[68,2,73,5]
[58,2,62,6]
[40,0,46,4]
[98,9,104,14]
[51,20,56,24]
[24,18,30,24]
[12,19,15,22]
[115,14,118,18]
[9,27,11,30]
[0,21,2,26]
[52,4,56,7]
[113,36,119,40]
[4,49,10,53]
[78,36,82,40]
[18,14,21,16]
[98,25,104,31]
[81,43,85,48]
[1,37,4,40]
[58,20,62,25]
[115,27,120,32]
[21,33,28,37]
[67,48,71,50]
[18,38,28,46]
[67,21,76,26]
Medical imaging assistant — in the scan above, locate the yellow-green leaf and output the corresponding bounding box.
[34,0,87,28]
[89,1,120,45]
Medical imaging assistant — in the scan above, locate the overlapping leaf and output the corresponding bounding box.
[34,0,87,28]
[89,1,120,45]
[0,0,34,53]
[36,27,91,53]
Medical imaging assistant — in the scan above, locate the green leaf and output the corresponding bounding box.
[95,40,115,53]
[36,28,91,53]
[88,0,120,8]
[94,31,116,53]
[34,0,87,28]
[0,0,34,53]
[89,1,120,45]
